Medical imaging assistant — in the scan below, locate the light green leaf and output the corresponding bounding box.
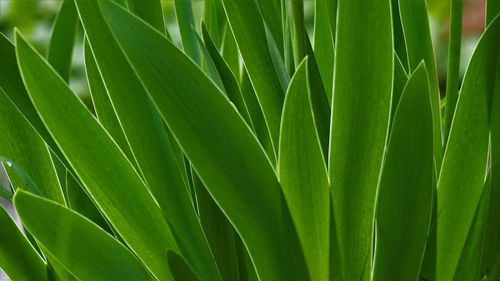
[373,63,433,281]
[201,22,253,128]
[100,2,309,279]
[436,15,500,281]
[313,0,336,102]
[47,0,78,82]
[0,88,64,204]
[15,32,177,280]
[0,34,65,165]
[329,0,393,279]
[83,39,132,159]
[221,0,284,155]
[0,204,47,281]
[254,0,283,56]
[390,53,409,126]
[174,0,201,64]
[399,0,443,168]
[14,190,152,281]
[279,58,329,281]
[76,2,219,278]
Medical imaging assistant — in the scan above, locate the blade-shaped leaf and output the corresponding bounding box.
[201,22,253,128]
[279,58,329,280]
[100,2,309,279]
[373,62,433,281]
[454,175,491,281]
[14,190,152,281]
[47,0,78,82]
[0,88,64,204]
[174,0,201,64]
[167,250,202,281]
[313,0,336,102]
[15,32,177,280]
[399,0,443,168]
[75,2,220,278]
[0,204,47,281]
[221,0,284,155]
[126,0,165,34]
[436,15,500,281]
[390,53,409,126]
[328,0,393,279]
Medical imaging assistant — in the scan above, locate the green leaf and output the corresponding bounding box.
[126,0,165,34]
[83,39,132,159]
[0,35,65,164]
[14,190,152,280]
[47,0,78,82]
[487,0,500,24]
[201,22,253,128]
[436,15,500,281]
[100,2,309,279]
[174,0,201,64]
[313,0,336,102]
[329,0,393,279]
[221,0,285,155]
[391,0,408,69]
[278,58,329,280]
[373,63,433,281]
[0,204,47,281]
[65,171,111,233]
[290,0,306,66]
[76,2,220,278]
[15,32,177,280]
[398,0,443,169]
[390,53,409,126]
[194,175,239,281]
[482,16,500,281]
[0,88,64,204]
[254,0,283,56]
[454,175,491,281]
[167,250,202,281]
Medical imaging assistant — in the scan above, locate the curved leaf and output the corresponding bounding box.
[47,0,78,82]
[328,0,393,279]
[14,190,152,281]
[75,2,219,279]
[436,15,500,281]
[399,0,443,168]
[221,0,284,154]
[101,2,309,279]
[15,32,177,280]
[278,58,329,280]
[0,204,47,281]
[373,63,433,281]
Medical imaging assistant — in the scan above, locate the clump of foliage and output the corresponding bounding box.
[0,0,499,280]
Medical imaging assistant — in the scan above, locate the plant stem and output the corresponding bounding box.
[444,0,463,143]
[290,0,306,68]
